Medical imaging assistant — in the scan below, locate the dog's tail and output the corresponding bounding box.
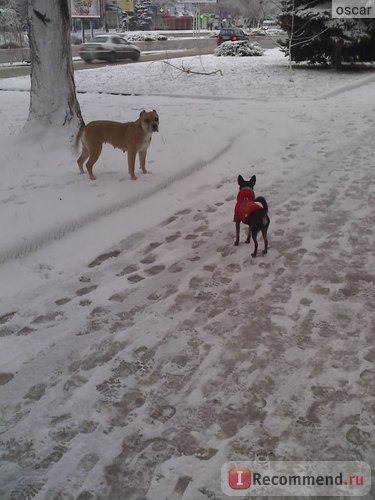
[73,126,84,153]
[254,196,268,213]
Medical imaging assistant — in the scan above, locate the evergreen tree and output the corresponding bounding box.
[0,6,20,31]
[0,6,22,48]
[129,0,152,31]
[279,0,375,68]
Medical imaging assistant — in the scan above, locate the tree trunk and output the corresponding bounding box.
[331,37,343,70]
[26,0,84,128]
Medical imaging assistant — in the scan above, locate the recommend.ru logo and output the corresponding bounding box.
[222,461,371,496]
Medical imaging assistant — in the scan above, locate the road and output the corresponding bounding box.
[0,36,281,80]
[0,47,214,79]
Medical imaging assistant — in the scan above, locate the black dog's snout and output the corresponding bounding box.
[152,123,158,132]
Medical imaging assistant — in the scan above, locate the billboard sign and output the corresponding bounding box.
[103,0,133,12]
[177,0,217,3]
[120,0,134,12]
[71,0,101,18]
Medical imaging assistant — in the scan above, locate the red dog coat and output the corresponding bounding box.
[233,188,262,223]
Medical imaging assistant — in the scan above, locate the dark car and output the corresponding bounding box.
[216,28,249,45]
[78,35,141,63]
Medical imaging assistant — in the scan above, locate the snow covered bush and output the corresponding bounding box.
[215,41,264,57]
[118,32,168,42]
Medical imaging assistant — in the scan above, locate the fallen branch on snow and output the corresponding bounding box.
[162,60,223,76]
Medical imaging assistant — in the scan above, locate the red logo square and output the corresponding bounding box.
[228,467,251,489]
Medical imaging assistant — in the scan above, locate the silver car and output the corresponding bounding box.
[78,35,141,63]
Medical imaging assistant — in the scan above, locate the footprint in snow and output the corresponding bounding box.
[88,249,121,268]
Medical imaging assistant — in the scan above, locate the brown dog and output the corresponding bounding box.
[75,110,159,180]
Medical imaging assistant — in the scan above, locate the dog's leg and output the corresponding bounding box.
[251,228,259,257]
[139,150,148,174]
[246,226,251,244]
[261,227,268,255]
[127,150,137,180]
[77,145,89,174]
[85,145,102,180]
[234,222,241,246]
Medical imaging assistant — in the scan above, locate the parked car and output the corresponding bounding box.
[78,35,141,63]
[216,28,249,45]
[248,28,267,36]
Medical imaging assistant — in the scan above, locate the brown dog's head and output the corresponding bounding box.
[140,109,159,133]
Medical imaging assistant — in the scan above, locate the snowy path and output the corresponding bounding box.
[0,52,374,499]
[1,132,374,499]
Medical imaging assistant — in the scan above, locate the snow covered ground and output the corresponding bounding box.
[0,49,374,499]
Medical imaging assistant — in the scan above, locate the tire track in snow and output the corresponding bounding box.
[314,73,375,100]
[0,132,244,265]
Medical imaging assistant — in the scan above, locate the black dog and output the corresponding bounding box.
[233,175,270,257]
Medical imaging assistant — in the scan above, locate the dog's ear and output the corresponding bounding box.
[238,175,245,187]
[140,110,145,116]
[249,175,256,188]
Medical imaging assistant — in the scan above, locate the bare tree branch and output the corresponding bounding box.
[162,60,223,76]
